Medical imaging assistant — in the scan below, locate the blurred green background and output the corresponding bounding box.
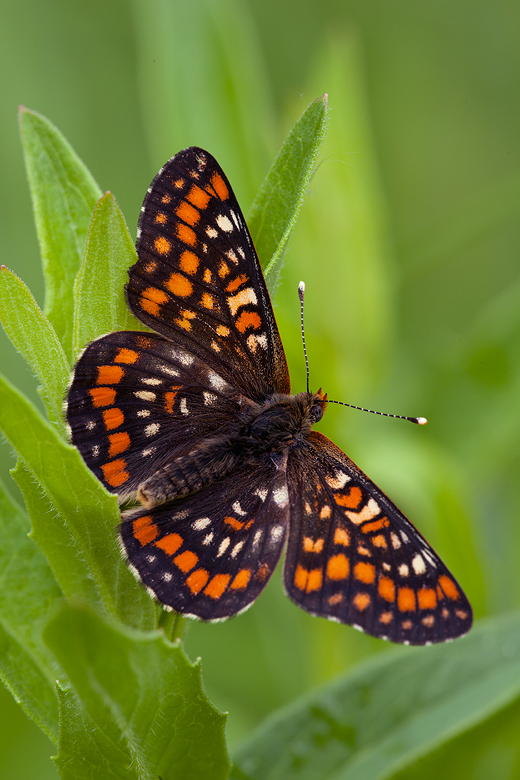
[0,0,519,777]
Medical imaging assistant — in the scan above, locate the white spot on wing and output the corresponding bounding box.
[391,533,401,549]
[227,287,258,316]
[203,532,214,545]
[145,423,160,436]
[137,409,151,418]
[270,525,284,542]
[325,471,351,489]
[232,501,247,516]
[398,564,409,577]
[135,390,156,402]
[412,554,427,575]
[231,541,245,558]
[208,372,228,391]
[142,377,162,386]
[203,392,218,406]
[254,488,268,502]
[180,398,189,416]
[273,485,289,507]
[193,517,211,531]
[216,214,233,232]
[206,226,218,238]
[86,420,96,431]
[217,537,231,557]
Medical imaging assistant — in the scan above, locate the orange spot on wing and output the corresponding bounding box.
[203,268,213,284]
[108,431,130,457]
[186,568,209,594]
[224,516,245,530]
[165,273,193,298]
[164,387,181,414]
[179,250,200,275]
[216,325,230,337]
[418,587,437,609]
[102,407,124,430]
[379,610,393,624]
[306,569,323,592]
[173,180,183,190]
[154,236,171,255]
[89,387,116,408]
[155,212,167,224]
[176,201,199,226]
[174,550,198,573]
[236,310,262,333]
[335,486,363,509]
[187,184,210,209]
[226,274,248,293]
[133,515,159,545]
[162,193,173,202]
[211,172,229,200]
[155,533,183,556]
[353,592,371,611]
[328,593,344,606]
[201,292,215,309]
[303,537,324,553]
[362,517,390,534]
[231,569,252,590]
[294,565,308,591]
[326,554,350,581]
[372,535,388,549]
[334,527,350,546]
[378,576,396,602]
[176,223,196,246]
[218,261,230,278]
[398,587,416,612]
[101,459,129,487]
[115,348,138,364]
[354,561,376,584]
[438,575,460,600]
[205,573,231,599]
[97,365,124,385]
[140,287,169,316]
[254,563,270,582]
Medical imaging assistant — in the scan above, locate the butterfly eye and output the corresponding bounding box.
[311,404,323,424]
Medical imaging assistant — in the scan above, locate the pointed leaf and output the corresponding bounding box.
[19,107,102,358]
[0,373,155,631]
[0,474,60,741]
[0,266,70,432]
[73,192,146,357]
[46,605,230,780]
[231,612,520,780]
[248,94,328,292]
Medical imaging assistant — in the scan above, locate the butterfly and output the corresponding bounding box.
[66,146,472,644]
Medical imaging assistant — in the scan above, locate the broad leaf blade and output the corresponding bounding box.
[231,612,520,780]
[248,94,328,293]
[0,475,61,742]
[19,106,102,359]
[0,266,70,432]
[73,192,145,357]
[46,605,230,780]
[54,683,139,780]
[0,373,155,631]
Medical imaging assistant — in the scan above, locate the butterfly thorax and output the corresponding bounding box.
[137,391,326,508]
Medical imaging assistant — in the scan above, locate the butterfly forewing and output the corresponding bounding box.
[120,459,290,619]
[284,432,472,644]
[127,147,290,400]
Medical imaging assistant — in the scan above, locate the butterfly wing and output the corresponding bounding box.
[66,330,243,497]
[284,432,472,644]
[126,146,290,400]
[120,456,290,619]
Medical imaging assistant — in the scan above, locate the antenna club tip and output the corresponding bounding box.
[414,417,428,425]
[298,280,305,294]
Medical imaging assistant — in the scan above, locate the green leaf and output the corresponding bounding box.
[247,95,328,293]
[53,683,137,780]
[0,266,70,433]
[46,604,230,780]
[19,107,102,359]
[231,612,520,780]
[0,373,155,631]
[0,474,61,742]
[73,192,146,357]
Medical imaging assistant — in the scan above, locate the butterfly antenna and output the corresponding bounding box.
[327,398,427,425]
[298,281,310,393]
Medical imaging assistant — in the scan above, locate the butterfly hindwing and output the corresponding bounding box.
[126,146,290,400]
[120,457,290,619]
[66,329,242,497]
[285,432,473,644]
